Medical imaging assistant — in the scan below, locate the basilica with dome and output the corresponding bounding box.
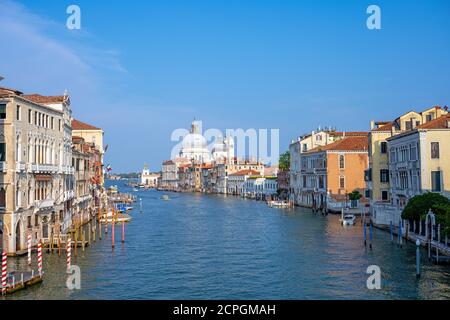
[179,120,234,164]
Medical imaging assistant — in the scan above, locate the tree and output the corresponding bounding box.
[279,151,290,171]
[348,190,362,201]
[401,192,450,235]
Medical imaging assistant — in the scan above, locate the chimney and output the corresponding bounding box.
[370,120,375,130]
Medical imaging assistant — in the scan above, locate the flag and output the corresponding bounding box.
[106,164,112,172]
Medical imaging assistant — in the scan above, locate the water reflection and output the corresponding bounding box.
[2,181,450,300]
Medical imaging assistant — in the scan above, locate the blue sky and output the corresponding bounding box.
[1,0,449,172]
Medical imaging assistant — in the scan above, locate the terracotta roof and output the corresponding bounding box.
[0,86,23,97]
[372,122,393,132]
[163,160,174,165]
[23,94,66,104]
[305,135,368,153]
[230,169,261,176]
[417,114,450,129]
[329,131,368,137]
[72,119,101,131]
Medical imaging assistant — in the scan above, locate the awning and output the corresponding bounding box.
[35,174,52,181]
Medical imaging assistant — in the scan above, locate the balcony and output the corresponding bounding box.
[29,164,59,173]
[35,198,54,210]
[16,162,26,172]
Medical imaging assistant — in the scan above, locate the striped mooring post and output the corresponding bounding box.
[66,238,72,273]
[27,233,32,266]
[37,241,43,276]
[2,252,7,295]
[122,220,125,243]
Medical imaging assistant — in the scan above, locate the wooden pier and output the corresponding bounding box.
[2,271,43,295]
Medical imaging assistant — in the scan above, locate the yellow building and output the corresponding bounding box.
[367,106,448,206]
[72,119,105,186]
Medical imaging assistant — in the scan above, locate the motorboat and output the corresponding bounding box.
[342,215,356,226]
[161,195,170,201]
[268,200,290,208]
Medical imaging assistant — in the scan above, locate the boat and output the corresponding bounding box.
[161,195,170,201]
[100,213,132,224]
[268,200,290,208]
[133,188,139,192]
[342,215,356,226]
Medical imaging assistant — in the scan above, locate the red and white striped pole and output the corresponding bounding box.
[121,220,125,243]
[66,238,72,273]
[2,252,7,295]
[27,233,32,266]
[37,241,42,276]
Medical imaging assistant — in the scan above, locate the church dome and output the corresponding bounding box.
[181,133,208,150]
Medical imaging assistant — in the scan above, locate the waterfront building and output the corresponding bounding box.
[0,86,74,254]
[298,135,369,211]
[243,176,278,200]
[214,159,265,194]
[227,169,261,195]
[72,119,105,186]
[371,113,450,225]
[277,170,290,199]
[161,158,189,191]
[177,163,191,192]
[72,136,102,227]
[289,128,367,205]
[140,164,160,188]
[365,106,449,225]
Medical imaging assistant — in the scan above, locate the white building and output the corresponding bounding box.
[244,176,278,199]
[227,169,261,195]
[141,164,160,188]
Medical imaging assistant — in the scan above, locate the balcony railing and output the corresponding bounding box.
[35,198,54,210]
[16,162,26,172]
[28,164,59,173]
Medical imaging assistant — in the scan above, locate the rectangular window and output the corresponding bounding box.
[339,176,345,189]
[382,191,389,201]
[380,169,390,183]
[431,171,441,192]
[0,104,6,120]
[34,111,37,125]
[0,143,5,161]
[431,142,440,159]
[16,105,21,121]
[28,109,32,124]
[380,142,387,154]
[426,114,433,122]
[405,121,412,131]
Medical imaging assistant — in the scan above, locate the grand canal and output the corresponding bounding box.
[3,181,450,300]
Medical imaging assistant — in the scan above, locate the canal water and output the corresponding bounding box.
[3,180,450,300]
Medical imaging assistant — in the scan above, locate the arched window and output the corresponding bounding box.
[16,134,21,162]
[339,154,345,170]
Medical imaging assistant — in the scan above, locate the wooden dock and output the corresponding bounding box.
[2,271,43,295]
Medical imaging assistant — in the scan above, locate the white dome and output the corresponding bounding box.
[181,133,208,150]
